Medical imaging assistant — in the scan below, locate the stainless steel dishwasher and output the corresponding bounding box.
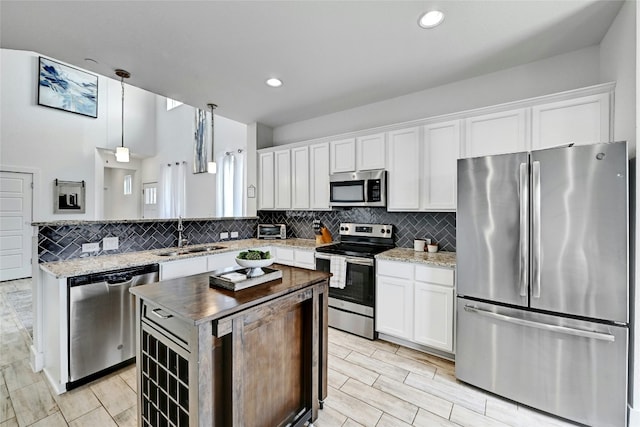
[67,264,159,389]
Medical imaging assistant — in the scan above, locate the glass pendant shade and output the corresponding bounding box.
[114,69,130,163]
[207,103,217,174]
[115,146,130,162]
[207,161,217,174]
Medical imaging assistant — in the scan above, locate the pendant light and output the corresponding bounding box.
[207,103,217,174]
[115,69,131,162]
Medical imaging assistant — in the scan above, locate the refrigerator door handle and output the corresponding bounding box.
[519,163,529,297]
[532,160,541,298]
[463,305,615,342]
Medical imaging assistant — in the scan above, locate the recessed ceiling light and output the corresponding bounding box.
[266,78,283,88]
[418,10,444,29]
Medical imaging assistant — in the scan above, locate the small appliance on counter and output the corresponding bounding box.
[257,223,286,239]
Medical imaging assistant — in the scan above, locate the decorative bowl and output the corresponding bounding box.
[235,257,274,277]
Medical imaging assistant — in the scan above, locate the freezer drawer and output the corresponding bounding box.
[455,299,627,427]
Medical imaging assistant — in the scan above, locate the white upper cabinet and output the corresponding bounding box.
[356,133,386,170]
[258,151,274,210]
[462,108,528,158]
[387,127,421,211]
[274,149,291,209]
[309,142,330,210]
[330,138,356,173]
[291,146,310,209]
[422,121,460,211]
[531,93,611,150]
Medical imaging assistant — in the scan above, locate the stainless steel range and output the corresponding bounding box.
[315,223,394,339]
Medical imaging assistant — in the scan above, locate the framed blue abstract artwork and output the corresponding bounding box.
[38,57,98,118]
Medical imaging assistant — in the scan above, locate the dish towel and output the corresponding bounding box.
[329,255,347,289]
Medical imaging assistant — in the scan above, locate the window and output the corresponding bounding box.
[166,98,184,111]
[123,174,132,195]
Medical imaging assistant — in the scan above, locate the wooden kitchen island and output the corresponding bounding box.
[129,264,330,427]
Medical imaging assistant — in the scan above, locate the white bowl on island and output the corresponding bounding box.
[235,257,274,277]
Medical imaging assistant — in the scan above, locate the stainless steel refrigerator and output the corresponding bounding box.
[456,141,628,427]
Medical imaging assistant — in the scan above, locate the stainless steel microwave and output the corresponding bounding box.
[329,169,386,207]
[257,223,287,239]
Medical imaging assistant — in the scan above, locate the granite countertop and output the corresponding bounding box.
[40,238,320,278]
[376,247,456,269]
[130,264,330,325]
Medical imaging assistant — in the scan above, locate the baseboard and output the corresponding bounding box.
[377,333,455,361]
[42,367,66,395]
[29,344,43,372]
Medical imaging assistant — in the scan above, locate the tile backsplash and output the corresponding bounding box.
[38,209,456,263]
[258,208,456,251]
[38,218,258,263]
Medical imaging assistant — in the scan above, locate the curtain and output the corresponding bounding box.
[160,162,186,218]
[216,150,245,217]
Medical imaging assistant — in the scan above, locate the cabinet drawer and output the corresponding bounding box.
[377,260,413,280]
[141,300,192,349]
[415,265,454,286]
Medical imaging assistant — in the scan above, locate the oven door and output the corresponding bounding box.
[316,253,375,307]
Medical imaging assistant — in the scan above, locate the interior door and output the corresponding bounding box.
[0,171,33,281]
[530,142,628,322]
[456,152,529,307]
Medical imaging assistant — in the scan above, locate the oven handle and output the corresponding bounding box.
[315,252,374,267]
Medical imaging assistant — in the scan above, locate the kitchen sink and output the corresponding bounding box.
[156,245,227,257]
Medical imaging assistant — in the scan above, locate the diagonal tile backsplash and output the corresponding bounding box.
[38,209,456,263]
[258,208,456,251]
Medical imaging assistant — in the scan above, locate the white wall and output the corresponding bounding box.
[0,49,157,221]
[141,98,247,219]
[272,46,602,145]
[103,167,140,219]
[600,0,637,158]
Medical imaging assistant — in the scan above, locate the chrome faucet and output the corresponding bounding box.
[177,216,187,248]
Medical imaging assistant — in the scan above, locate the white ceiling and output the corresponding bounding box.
[0,1,623,128]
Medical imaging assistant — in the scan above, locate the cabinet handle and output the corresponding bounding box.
[151,308,173,319]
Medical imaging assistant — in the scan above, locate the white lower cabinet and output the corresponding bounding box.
[273,246,315,269]
[376,259,455,353]
[160,257,209,280]
[376,275,414,340]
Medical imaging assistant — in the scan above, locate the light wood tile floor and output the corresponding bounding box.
[0,278,580,427]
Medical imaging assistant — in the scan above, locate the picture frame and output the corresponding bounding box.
[54,180,86,214]
[38,57,98,118]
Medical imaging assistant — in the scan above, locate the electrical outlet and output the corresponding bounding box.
[82,242,100,253]
[103,237,119,250]
[220,232,229,240]
[230,231,239,239]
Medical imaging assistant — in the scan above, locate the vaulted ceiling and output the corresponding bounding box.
[0,1,624,128]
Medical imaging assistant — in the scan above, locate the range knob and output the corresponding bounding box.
[386,229,391,234]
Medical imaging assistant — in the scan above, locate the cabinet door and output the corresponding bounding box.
[387,127,421,211]
[294,249,315,270]
[414,282,454,352]
[356,133,386,171]
[422,121,460,211]
[330,138,356,173]
[274,149,291,209]
[463,109,528,158]
[531,93,611,150]
[376,275,413,340]
[258,151,275,209]
[208,250,241,272]
[160,257,209,281]
[291,146,310,209]
[309,143,330,210]
[274,247,295,266]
